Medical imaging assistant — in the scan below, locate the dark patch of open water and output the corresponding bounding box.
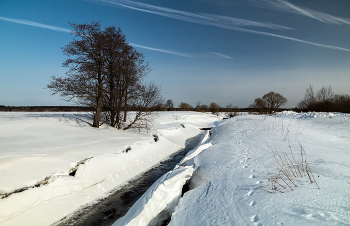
[53,133,202,226]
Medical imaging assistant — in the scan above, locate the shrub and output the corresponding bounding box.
[209,102,220,115]
[178,102,193,111]
[297,85,350,113]
[250,92,287,114]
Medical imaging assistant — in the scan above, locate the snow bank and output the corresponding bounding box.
[164,113,350,225]
[113,166,194,226]
[278,110,348,119]
[0,111,218,226]
[114,127,215,226]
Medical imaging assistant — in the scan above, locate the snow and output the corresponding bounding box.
[116,111,350,226]
[0,111,218,226]
[167,111,350,226]
[1,111,349,226]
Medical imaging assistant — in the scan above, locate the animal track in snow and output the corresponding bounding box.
[255,180,262,184]
[249,175,256,178]
[250,200,257,206]
[247,190,254,196]
[251,215,259,222]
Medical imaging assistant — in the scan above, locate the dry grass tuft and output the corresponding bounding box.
[259,142,319,193]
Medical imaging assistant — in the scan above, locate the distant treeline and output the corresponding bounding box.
[0,106,93,112]
[0,105,292,113]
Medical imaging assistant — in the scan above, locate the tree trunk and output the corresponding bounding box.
[93,66,103,128]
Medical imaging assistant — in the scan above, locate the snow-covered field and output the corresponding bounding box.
[116,111,350,226]
[1,111,350,226]
[0,112,218,226]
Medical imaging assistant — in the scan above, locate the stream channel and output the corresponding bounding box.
[53,132,204,226]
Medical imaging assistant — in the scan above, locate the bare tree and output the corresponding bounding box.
[316,86,334,102]
[333,94,350,113]
[262,91,287,114]
[209,102,220,115]
[102,26,151,129]
[48,22,161,130]
[297,85,350,112]
[195,101,202,111]
[123,82,164,131]
[178,102,193,111]
[47,22,107,128]
[226,104,240,117]
[297,85,316,109]
[165,99,174,110]
[250,92,287,114]
[250,98,266,114]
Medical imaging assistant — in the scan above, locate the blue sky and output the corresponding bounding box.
[1,0,350,108]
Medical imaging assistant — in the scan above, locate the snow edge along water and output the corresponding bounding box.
[114,130,214,226]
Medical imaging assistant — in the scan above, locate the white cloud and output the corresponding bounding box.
[0,16,71,33]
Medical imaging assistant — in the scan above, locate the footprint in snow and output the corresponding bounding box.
[251,215,260,222]
[247,190,254,196]
[249,175,256,178]
[242,165,248,168]
[250,200,257,206]
[255,180,262,184]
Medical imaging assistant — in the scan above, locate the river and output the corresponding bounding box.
[53,133,203,226]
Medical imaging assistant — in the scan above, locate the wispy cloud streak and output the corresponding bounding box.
[0,16,71,33]
[249,0,350,25]
[210,52,233,59]
[88,0,290,30]
[130,43,193,57]
[199,13,291,30]
[87,0,350,52]
[131,44,234,59]
[0,15,195,57]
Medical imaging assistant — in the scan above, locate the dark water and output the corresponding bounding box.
[53,133,202,226]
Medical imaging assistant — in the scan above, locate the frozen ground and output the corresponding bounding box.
[116,111,350,226]
[0,111,218,226]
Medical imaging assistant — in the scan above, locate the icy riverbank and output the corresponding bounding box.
[0,112,219,226]
[115,111,350,226]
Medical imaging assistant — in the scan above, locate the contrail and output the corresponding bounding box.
[210,52,233,59]
[0,16,71,33]
[249,0,350,25]
[88,0,291,30]
[87,0,350,52]
[130,43,193,57]
[0,16,195,57]
[131,44,233,59]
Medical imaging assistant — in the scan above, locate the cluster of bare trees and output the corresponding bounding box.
[47,22,163,129]
[297,85,350,113]
[250,91,288,114]
[176,101,239,116]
